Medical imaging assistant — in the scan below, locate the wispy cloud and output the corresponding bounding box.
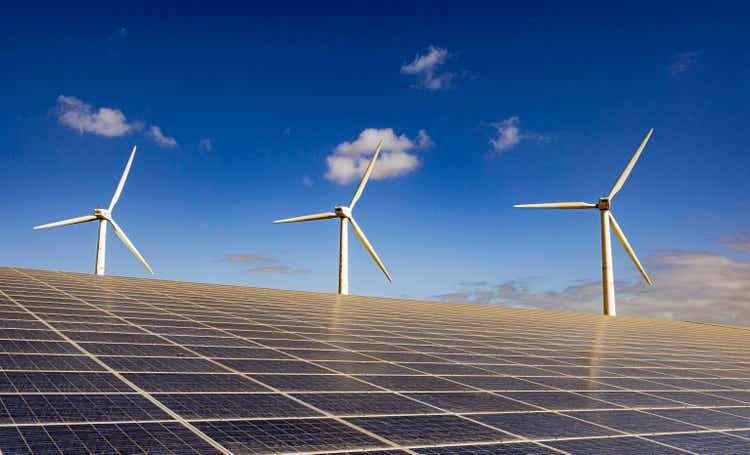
[224,254,277,264]
[670,51,702,75]
[224,253,310,275]
[433,249,750,326]
[54,95,180,148]
[248,265,311,275]
[109,26,128,41]
[488,117,547,155]
[325,128,433,185]
[302,176,313,187]
[720,232,750,253]
[55,95,141,138]
[401,46,456,91]
[147,126,177,148]
[199,138,213,152]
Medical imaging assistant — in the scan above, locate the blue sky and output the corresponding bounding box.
[2,3,749,323]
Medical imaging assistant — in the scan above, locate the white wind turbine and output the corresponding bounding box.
[34,146,153,276]
[515,129,654,316]
[273,139,391,295]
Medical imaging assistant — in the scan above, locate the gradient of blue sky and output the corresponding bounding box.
[1,3,748,323]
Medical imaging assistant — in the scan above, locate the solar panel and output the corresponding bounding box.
[0,266,748,454]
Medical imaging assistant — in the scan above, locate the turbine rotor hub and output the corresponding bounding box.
[597,198,611,211]
[93,208,111,219]
[334,206,352,218]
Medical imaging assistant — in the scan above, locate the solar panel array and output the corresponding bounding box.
[0,267,748,454]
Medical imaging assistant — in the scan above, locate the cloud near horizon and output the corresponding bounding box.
[433,249,750,326]
[719,232,750,253]
[325,128,433,185]
[223,253,310,275]
[401,46,455,91]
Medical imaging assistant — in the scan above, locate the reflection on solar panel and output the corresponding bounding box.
[0,267,749,454]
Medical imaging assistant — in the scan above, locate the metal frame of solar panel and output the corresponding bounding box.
[0,266,749,454]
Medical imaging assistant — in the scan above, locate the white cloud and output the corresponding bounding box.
[670,51,702,75]
[401,46,455,91]
[720,232,750,253]
[147,126,177,148]
[199,138,213,152]
[54,95,180,149]
[433,249,750,326]
[490,117,521,153]
[55,95,140,138]
[488,117,547,155]
[325,128,433,185]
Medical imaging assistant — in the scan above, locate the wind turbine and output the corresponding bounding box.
[514,129,654,316]
[34,146,153,276]
[273,139,391,295]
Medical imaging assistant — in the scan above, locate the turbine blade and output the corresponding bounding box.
[273,212,337,224]
[608,129,653,199]
[608,212,652,285]
[33,215,97,230]
[514,202,597,209]
[109,145,137,211]
[350,138,384,209]
[107,218,154,274]
[348,216,392,282]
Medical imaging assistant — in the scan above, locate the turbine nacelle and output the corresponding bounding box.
[93,209,111,219]
[597,198,611,211]
[334,206,352,218]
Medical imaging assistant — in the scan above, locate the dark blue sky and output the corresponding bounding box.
[2,2,749,322]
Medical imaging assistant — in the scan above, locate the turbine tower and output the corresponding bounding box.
[34,146,153,276]
[274,139,391,295]
[515,129,654,316]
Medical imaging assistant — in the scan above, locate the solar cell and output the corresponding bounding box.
[153,393,321,419]
[414,442,556,454]
[548,436,687,454]
[0,266,749,453]
[649,408,750,430]
[473,412,618,439]
[195,418,385,453]
[0,422,222,454]
[404,392,536,413]
[0,371,132,393]
[649,431,750,453]
[293,392,439,416]
[564,409,702,434]
[347,415,517,445]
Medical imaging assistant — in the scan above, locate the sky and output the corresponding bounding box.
[1,2,749,325]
